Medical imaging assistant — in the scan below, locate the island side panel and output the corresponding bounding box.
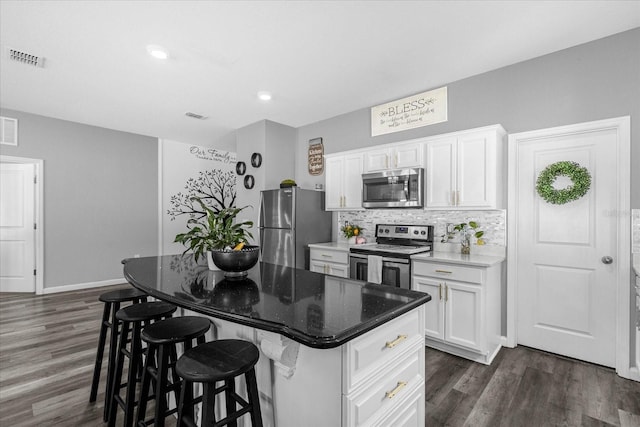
[186,310,343,427]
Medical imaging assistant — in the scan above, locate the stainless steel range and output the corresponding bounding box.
[349,224,434,289]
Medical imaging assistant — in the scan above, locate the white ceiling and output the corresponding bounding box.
[1,1,638,145]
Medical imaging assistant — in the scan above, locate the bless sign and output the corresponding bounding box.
[371,86,448,136]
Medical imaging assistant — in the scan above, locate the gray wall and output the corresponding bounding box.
[295,28,640,208]
[0,109,158,289]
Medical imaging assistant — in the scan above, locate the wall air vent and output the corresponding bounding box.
[7,47,45,68]
[0,116,18,146]
[185,112,208,120]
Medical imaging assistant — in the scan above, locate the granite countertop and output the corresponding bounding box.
[123,255,431,349]
[411,251,505,267]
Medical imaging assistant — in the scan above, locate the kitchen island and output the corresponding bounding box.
[124,255,431,427]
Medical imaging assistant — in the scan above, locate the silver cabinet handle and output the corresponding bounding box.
[602,256,613,264]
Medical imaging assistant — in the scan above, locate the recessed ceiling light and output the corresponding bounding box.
[146,44,169,60]
[257,91,272,101]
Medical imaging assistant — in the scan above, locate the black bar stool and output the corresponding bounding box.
[136,316,211,427]
[89,287,147,422]
[108,301,177,427]
[176,339,263,427]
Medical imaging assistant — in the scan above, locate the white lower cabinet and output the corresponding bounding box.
[342,307,426,427]
[309,246,350,278]
[412,259,502,365]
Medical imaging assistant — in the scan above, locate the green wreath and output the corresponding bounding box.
[536,161,591,205]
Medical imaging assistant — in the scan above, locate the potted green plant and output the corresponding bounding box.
[453,221,484,254]
[174,198,258,274]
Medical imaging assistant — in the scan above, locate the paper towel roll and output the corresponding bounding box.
[260,338,286,361]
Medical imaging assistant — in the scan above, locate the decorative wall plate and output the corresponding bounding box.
[251,153,262,168]
[244,175,255,189]
[236,161,246,176]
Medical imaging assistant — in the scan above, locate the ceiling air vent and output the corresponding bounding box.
[0,116,18,146]
[7,47,45,68]
[185,112,208,120]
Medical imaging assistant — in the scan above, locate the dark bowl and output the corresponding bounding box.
[210,245,260,273]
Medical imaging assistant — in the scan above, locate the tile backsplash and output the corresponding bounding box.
[338,209,506,248]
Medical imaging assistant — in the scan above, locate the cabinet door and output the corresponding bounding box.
[342,154,363,209]
[444,281,483,351]
[412,276,444,340]
[364,148,391,172]
[395,143,423,169]
[325,156,345,210]
[425,139,456,208]
[310,260,327,274]
[328,263,349,278]
[456,132,495,208]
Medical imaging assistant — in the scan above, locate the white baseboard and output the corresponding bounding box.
[42,278,127,294]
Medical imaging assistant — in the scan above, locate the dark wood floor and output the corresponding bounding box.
[1,285,639,426]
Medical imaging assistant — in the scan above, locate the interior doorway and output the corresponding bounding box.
[0,155,44,294]
[507,117,632,378]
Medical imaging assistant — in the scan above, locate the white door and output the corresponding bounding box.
[515,125,619,367]
[342,153,363,209]
[324,156,344,209]
[457,132,493,208]
[0,163,36,293]
[425,138,455,208]
[445,281,482,351]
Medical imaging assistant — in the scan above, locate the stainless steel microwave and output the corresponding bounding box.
[361,168,424,208]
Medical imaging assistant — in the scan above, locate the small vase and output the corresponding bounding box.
[348,236,357,244]
[460,236,471,255]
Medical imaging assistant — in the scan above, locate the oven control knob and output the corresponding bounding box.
[421,231,426,235]
[413,230,419,235]
[384,228,389,233]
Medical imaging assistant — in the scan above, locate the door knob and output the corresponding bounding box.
[601,256,613,264]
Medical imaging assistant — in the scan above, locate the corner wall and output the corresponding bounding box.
[0,109,158,290]
[294,28,640,208]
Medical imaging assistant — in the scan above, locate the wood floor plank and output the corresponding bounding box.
[1,286,640,426]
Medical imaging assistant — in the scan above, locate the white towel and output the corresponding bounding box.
[367,255,383,284]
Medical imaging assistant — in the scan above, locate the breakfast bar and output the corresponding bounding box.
[123,255,431,427]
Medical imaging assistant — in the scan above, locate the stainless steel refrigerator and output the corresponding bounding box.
[259,187,332,269]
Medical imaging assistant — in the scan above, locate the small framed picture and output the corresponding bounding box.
[244,175,255,189]
[236,161,246,175]
[251,153,262,168]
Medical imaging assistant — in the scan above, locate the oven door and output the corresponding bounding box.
[349,253,410,289]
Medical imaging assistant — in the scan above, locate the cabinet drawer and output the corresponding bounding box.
[344,348,423,427]
[373,380,424,427]
[344,309,422,392]
[413,261,483,284]
[310,248,348,264]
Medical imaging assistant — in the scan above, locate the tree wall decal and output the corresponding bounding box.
[167,169,236,221]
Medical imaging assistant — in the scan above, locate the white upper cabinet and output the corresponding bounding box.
[325,152,364,210]
[364,142,423,172]
[425,125,506,209]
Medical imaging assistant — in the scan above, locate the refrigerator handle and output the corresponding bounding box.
[259,227,264,262]
[258,191,265,231]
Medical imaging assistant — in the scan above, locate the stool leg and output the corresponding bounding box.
[154,344,170,427]
[135,343,156,426]
[201,382,216,427]
[108,318,130,427]
[104,301,121,421]
[225,379,237,427]
[123,322,143,427]
[177,379,194,426]
[90,301,110,402]
[245,368,263,427]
